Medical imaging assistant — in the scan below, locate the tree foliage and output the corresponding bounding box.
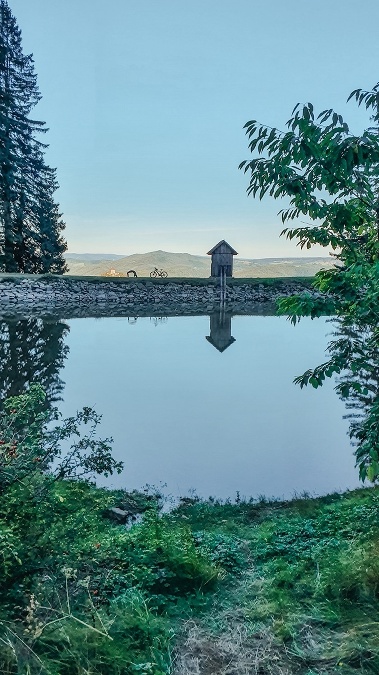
[0,0,67,272]
[240,84,379,264]
[240,83,379,480]
[0,384,122,494]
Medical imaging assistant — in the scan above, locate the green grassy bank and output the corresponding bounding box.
[2,476,379,674]
[1,375,375,675]
[172,488,379,674]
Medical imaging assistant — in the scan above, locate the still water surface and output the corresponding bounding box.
[54,314,359,499]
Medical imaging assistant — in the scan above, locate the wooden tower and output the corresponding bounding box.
[207,240,238,278]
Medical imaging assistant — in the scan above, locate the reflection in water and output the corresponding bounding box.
[331,321,379,480]
[0,311,372,497]
[150,317,168,327]
[0,319,70,408]
[206,311,235,352]
[58,315,356,498]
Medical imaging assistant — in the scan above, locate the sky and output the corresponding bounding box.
[10,0,379,258]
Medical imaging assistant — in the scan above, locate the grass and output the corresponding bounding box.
[170,487,379,674]
[2,477,379,673]
[0,480,218,675]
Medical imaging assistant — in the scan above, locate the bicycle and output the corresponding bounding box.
[150,267,168,278]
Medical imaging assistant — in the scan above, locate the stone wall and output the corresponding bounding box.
[0,277,321,318]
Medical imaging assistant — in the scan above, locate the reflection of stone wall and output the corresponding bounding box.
[0,278,320,319]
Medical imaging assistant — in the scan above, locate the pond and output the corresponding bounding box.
[0,313,360,499]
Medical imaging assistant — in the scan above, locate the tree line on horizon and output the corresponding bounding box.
[0,0,66,273]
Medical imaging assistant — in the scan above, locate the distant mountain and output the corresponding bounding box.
[65,253,125,261]
[64,250,336,278]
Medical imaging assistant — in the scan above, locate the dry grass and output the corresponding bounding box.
[172,619,377,675]
[172,619,295,675]
[172,611,379,675]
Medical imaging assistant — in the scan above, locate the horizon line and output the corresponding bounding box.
[65,249,334,261]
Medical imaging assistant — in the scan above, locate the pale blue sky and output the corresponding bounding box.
[11,0,379,257]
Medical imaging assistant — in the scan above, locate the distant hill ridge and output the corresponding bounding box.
[64,250,336,278]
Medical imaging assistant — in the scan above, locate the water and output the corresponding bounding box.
[46,313,358,500]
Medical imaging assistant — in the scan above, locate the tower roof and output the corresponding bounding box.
[207,240,238,255]
[206,335,236,352]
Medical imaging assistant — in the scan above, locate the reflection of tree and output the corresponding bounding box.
[295,317,379,482]
[331,321,379,482]
[0,319,70,408]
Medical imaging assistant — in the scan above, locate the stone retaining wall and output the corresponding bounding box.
[0,277,321,318]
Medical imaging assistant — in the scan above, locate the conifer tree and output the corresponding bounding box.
[0,0,67,272]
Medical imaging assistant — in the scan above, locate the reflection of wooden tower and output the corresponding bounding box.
[207,240,238,278]
[206,312,235,352]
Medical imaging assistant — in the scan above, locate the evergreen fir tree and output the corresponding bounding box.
[0,0,67,272]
